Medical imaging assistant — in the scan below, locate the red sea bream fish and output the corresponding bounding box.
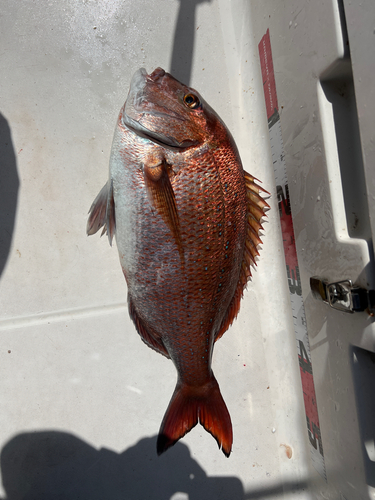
[87,67,268,457]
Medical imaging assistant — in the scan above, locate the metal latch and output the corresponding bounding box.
[310,276,375,315]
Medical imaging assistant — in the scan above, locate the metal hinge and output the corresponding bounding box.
[310,276,375,315]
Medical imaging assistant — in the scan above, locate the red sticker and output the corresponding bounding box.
[258,29,279,120]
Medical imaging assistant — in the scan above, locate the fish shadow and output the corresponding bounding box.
[0,431,244,500]
[0,112,19,278]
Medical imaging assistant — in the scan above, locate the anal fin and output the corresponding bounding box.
[128,296,170,359]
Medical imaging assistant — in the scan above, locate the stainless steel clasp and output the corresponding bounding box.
[325,280,354,313]
[310,276,373,314]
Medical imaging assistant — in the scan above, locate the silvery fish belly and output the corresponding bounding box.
[87,67,269,457]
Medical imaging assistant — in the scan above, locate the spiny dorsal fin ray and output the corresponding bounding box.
[248,214,263,233]
[215,171,268,342]
[244,172,270,194]
[87,180,116,246]
[247,190,270,210]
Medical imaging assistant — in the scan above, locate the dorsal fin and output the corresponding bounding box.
[215,172,269,341]
[86,180,116,246]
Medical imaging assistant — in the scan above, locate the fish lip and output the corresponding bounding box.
[124,68,199,150]
[129,67,148,93]
[146,67,165,82]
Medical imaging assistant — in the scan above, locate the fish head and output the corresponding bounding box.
[122,67,220,150]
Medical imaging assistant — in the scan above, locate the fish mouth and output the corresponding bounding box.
[123,68,199,151]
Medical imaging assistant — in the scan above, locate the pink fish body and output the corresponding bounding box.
[87,68,268,456]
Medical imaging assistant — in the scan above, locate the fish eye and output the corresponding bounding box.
[183,93,200,109]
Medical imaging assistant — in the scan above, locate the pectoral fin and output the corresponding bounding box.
[86,180,116,246]
[143,161,184,264]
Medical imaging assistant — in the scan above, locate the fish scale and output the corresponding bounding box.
[87,67,268,457]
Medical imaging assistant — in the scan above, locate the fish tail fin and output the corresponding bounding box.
[157,376,232,457]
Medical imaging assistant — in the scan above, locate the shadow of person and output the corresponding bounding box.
[0,113,19,278]
[0,431,244,500]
